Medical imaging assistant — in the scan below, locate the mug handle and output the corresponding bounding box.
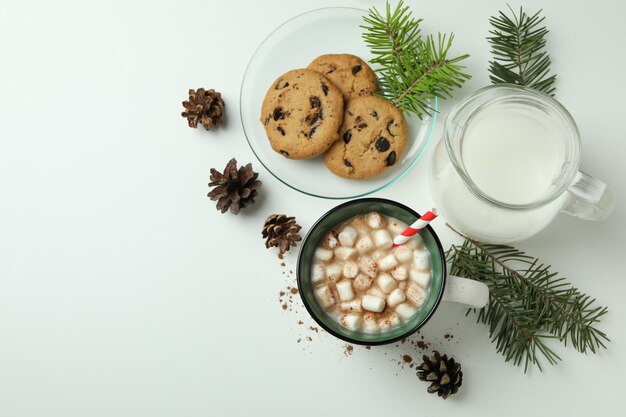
[560,170,615,220]
[442,275,489,308]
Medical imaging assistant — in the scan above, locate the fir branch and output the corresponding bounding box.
[361,0,471,118]
[446,225,609,372]
[488,6,557,95]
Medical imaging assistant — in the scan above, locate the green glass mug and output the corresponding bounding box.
[297,198,488,345]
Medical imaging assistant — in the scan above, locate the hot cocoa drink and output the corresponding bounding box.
[312,212,432,333]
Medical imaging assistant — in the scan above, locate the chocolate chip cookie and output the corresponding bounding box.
[323,95,408,179]
[260,69,344,160]
[307,54,378,101]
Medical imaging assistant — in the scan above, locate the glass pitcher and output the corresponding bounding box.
[429,84,614,244]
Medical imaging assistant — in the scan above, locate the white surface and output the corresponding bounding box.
[0,0,625,416]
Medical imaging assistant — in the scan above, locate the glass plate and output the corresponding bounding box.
[240,7,438,199]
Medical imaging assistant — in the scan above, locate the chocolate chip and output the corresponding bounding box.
[277,126,285,136]
[386,151,397,166]
[264,116,270,125]
[386,120,396,136]
[280,150,289,157]
[310,96,321,108]
[343,130,352,144]
[309,126,317,138]
[357,122,368,130]
[309,113,320,126]
[321,83,329,96]
[375,137,390,152]
[275,79,289,89]
[273,107,285,121]
[371,110,378,119]
[352,65,362,75]
[344,159,354,169]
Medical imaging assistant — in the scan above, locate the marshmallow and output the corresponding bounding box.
[392,266,408,281]
[394,246,413,263]
[379,313,401,330]
[406,283,426,306]
[362,294,386,313]
[342,261,359,278]
[371,250,384,262]
[354,273,373,291]
[404,234,423,249]
[377,273,398,293]
[312,263,326,284]
[315,248,333,262]
[387,288,406,307]
[351,217,371,236]
[325,234,339,249]
[373,229,393,249]
[341,314,363,331]
[367,212,386,229]
[326,263,343,282]
[336,280,355,301]
[395,302,417,321]
[413,249,431,271]
[363,313,380,333]
[358,256,378,278]
[409,269,431,288]
[355,236,374,254]
[377,253,398,271]
[338,226,358,247]
[315,285,336,309]
[341,300,362,313]
[387,219,409,236]
[334,246,356,261]
[367,287,385,298]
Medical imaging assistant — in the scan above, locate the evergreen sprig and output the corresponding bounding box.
[446,225,609,372]
[488,6,557,95]
[361,1,471,118]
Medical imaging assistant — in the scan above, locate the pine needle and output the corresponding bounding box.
[488,6,557,95]
[446,224,609,372]
[361,0,471,118]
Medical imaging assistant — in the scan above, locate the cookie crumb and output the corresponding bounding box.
[344,344,354,356]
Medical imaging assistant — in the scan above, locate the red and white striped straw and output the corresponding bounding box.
[392,208,439,248]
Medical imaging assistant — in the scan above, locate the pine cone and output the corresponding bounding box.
[182,88,224,130]
[262,214,302,258]
[417,351,463,399]
[208,158,261,214]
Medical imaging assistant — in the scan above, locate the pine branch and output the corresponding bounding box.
[488,6,557,95]
[446,225,609,372]
[361,0,471,118]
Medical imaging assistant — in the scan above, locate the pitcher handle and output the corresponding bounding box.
[561,170,615,220]
[442,275,489,308]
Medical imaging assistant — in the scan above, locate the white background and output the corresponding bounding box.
[1,0,625,416]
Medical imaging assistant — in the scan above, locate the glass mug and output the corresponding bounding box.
[430,84,615,244]
[297,198,488,345]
